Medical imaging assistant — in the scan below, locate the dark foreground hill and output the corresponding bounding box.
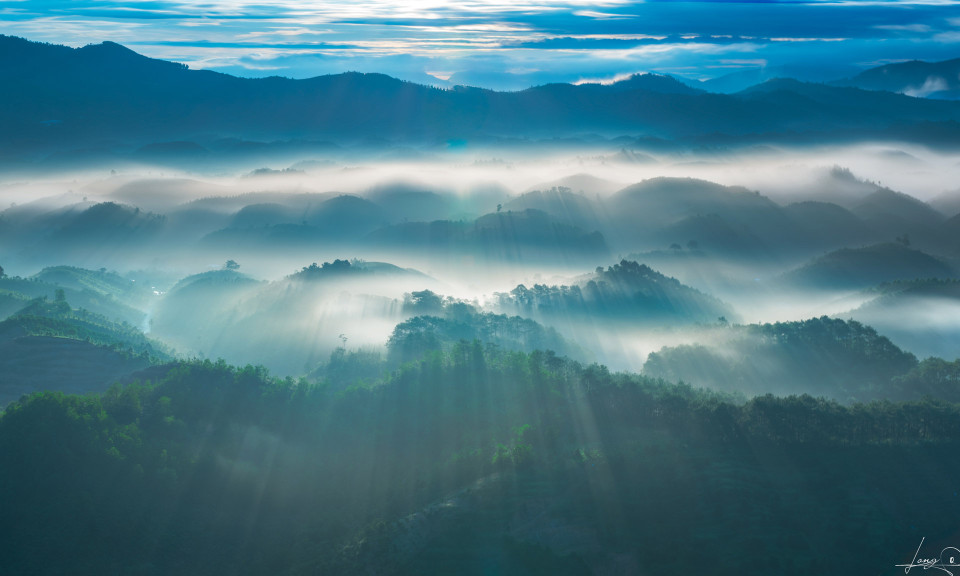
[2,348,960,575]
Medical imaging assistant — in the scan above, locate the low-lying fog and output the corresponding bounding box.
[2,142,958,384]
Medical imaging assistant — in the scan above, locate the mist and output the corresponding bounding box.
[3,142,958,388]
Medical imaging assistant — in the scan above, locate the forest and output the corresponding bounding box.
[4,33,960,576]
[4,347,960,575]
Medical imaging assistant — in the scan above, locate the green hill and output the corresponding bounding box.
[496,260,736,325]
[643,316,920,402]
[0,272,147,326]
[0,296,172,406]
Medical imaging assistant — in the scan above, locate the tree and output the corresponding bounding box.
[224,260,240,270]
[55,288,66,303]
[0,264,5,279]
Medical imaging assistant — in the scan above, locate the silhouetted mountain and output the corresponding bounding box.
[503,187,604,230]
[698,64,859,94]
[835,58,960,99]
[929,189,960,218]
[583,73,704,95]
[606,177,798,254]
[780,243,955,289]
[4,35,960,157]
[364,184,452,223]
[367,209,609,263]
[644,317,918,402]
[782,201,873,248]
[204,194,388,248]
[109,178,228,211]
[779,166,883,208]
[149,269,264,352]
[525,173,624,196]
[229,203,300,229]
[847,188,948,251]
[842,279,960,359]
[47,202,165,247]
[289,258,426,282]
[852,188,945,229]
[941,212,960,253]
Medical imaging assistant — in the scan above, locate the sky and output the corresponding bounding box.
[2,0,960,90]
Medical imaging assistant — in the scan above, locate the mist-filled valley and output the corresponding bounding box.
[6,31,960,575]
[4,146,960,379]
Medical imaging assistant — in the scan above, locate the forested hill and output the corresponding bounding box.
[2,348,959,575]
[495,259,735,324]
[0,295,172,406]
[643,316,949,402]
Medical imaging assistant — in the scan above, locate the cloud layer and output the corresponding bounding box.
[3,0,960,89]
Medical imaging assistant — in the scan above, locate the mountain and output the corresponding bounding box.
[834,58,960,99]
[582,73,704,95]
[503,187,604,231]
[148,269,265,354]
[0,296,171,406]
[4,35,960,158]
[782,202,873,249]
[605,177,799,254]
[851,188,945,231]
[366,209,610,263]
[780,243,955,290]
[0,271,147,326]
[31,266,153,309]
[698,63,860,94]
[494,259,735,325]
[524,173,624,196]
[643,317,919,402]
[840,279,960,359]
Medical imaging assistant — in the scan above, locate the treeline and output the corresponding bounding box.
[644,316,959,402]
[2,345,960,574]
[494,259,734,324]
[6,295,172,362]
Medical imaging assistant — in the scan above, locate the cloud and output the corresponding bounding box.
[904,75,949,97]
[573,71,640,85]
[4,0,960,89]
[874,23,932,33]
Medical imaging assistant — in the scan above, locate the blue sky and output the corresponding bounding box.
[2,0,960,89]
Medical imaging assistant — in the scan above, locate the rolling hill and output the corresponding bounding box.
[780,243,955,290]
[0,296,172,406]
[495,259,736,325]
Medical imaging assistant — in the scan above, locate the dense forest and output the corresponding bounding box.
[3,344,960,575]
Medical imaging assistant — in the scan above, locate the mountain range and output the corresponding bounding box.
[3,35,960,161]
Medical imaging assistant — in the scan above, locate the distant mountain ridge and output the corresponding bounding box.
[834,58,960,99]
[3,35,960,157]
